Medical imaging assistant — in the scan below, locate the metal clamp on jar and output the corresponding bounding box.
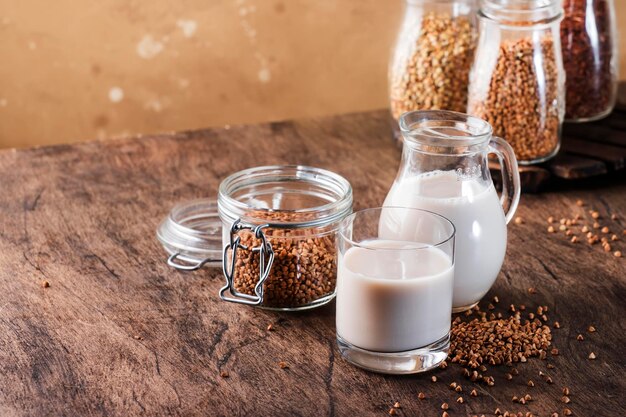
[157,165,353,312]
[220,221,274,306]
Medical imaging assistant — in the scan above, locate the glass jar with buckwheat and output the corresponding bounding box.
[561,0,619,122]
[468,0,565,165]
[389,0,478,125]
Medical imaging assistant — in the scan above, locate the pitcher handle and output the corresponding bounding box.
[489,136,521,225]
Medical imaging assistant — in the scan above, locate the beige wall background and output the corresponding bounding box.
[1,0,625,149]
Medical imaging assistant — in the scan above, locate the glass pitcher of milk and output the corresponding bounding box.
[383,110,520,312]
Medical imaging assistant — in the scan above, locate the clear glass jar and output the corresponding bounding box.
[217,166,353,311]
[561,0,619,122]
[468,0,565,165]
[389,0,478,121]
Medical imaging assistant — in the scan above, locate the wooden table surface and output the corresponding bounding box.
[1,111,624,416]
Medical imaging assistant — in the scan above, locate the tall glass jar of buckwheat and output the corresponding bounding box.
[468,0,565,165]
[561,0,619,122]
[389,0,478,122]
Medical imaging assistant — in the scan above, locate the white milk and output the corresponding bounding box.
[336,240,454,352]
[383,171,506,309]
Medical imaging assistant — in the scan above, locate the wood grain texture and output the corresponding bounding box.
[562,123,626,148]
[547,153,608,179]
[0,111,625,416]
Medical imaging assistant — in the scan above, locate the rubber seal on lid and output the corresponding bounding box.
[157,198,222,270]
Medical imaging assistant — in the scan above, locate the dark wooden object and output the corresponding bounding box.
[1,111,624,416]
[514,83,626,191]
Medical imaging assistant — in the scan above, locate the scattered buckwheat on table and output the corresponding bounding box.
[450,307,552,371]
[545,204,623,258]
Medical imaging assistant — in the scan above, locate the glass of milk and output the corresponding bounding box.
[384,110,521,312]
[336,207,455,374]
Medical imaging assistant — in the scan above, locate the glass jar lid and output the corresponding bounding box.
[157,198,222,270]
[217,165,353,229]
[479,0,562,25]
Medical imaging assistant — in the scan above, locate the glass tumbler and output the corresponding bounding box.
[336,207,455,374]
